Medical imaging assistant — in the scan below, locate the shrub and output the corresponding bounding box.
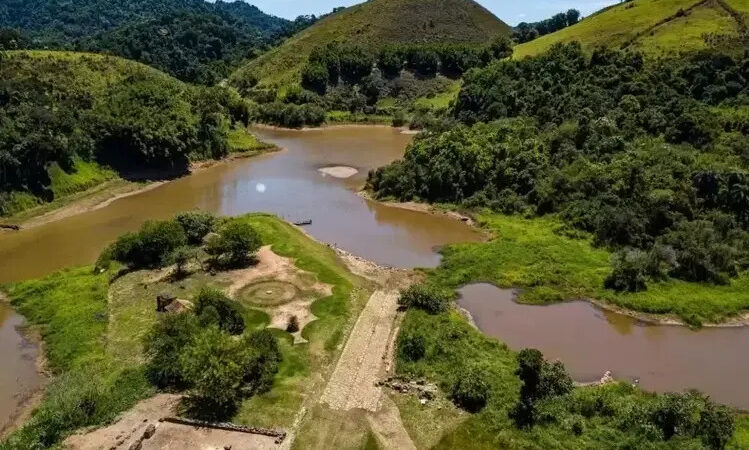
[301,62,329,95]
[143,313,200,388]
[604,249,650,292]
[194,288,245,335]
[698,403,734,450]
[392,110,407,127]
[397,330,426,361]
[511,349,573,428]
[398,284,452,314]
[286,315,299,333]
[450,366,490,412]
[175,211,216,244]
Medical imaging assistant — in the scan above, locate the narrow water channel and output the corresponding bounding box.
[457,283,749,409]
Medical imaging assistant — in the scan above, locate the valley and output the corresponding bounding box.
[1,0,748,448]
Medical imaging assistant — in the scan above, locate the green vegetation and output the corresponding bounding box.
[2,212,369,447]
[0,0,300,83]
[394,305,745,448]
[514,0,747,58]
[513,9,581,43]
[370,44,748,320]
[398,284,452,314]
[230,0,510,90]
[0,51,251,216]
[227,128,276,154]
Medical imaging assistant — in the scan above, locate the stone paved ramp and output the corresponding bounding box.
[320,290,399,411]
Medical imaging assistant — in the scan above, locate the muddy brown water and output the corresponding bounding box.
[0,127,480,426]
[458,283,749,409]
[0,302,43,435]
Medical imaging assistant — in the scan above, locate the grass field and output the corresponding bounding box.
[227,128,278,154]
[230,0,510,89]
[430,213,749,326]
[1,213,370,447]
[513,0,746,58]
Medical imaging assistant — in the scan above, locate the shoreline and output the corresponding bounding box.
[2,149,279,232]
[252,122,417,134]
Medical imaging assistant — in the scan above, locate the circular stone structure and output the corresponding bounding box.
[240,281,299,306]
[318,166,358,179]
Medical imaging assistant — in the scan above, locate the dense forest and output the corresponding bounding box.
[81,13,268,85]
[0,52,251,215]
[370,43,749,292]
[239,38,515,127]
[0,0,316,84]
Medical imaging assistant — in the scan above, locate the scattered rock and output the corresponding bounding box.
[143,424,156,439]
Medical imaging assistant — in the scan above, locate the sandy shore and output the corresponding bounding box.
[357,190,477,227]
[318,166,359,179]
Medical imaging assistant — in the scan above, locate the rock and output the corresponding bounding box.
[143,424,156,439]
[420,398,427,405]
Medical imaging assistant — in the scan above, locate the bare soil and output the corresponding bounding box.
[227,246,333,343]
[63,394,280,450]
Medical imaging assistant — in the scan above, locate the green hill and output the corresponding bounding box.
[230,0,511,88]
[0,51,247,216]
[514,0,748,58]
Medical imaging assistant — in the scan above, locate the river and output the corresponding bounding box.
[457,283,749,409]
[0,126,747,431]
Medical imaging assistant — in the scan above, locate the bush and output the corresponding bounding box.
[398,284,452,314]
[392,110,407,127]
[397,330,426,361]
[511,349,573,428]
[604,249,650,292]
[175,211,216,244]
[450,366,490,412]
[110,219,187,269]
[143,313,200,387]
[194,287,245,335]
[286,315,299,333]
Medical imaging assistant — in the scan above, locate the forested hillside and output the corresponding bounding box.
[514,0,748,58]
[0,51,251,216]
[230,0,511,89]
[0,0,289,44]
[0,0,295,84]
[370,43,748,295]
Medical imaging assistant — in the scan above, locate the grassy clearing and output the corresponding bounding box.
[429,213,749,325]
[1,213,369,447]
[513,0,743,58]
[326,111,395,125]
[227,127,277,154]
[413,80,462,112]
[49,160,118,198]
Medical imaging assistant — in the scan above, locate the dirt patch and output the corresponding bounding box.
[318,166,359,179]
[64,394,280,450]
[367,395,417,450]
[227,246,333,343]
[357,191,478,228]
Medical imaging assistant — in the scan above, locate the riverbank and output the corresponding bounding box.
[1,140,279,232]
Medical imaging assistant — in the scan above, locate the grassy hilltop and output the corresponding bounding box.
[514,0,748,58]
[230,0,511,89]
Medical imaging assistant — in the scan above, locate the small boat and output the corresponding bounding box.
[294,219,312,226]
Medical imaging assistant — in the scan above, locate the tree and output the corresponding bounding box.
[377,46,404,78]
[170,246,196,278]
[301,62,329,95]
[510,349,572,428]
[217,219,262,266]
[194,287,245,335]
[180,327,246,416]
[175,211,216,244]
[110,220,187,269]
[143,313,199,388]
[604,249,650,292]
[489,36,513,60]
